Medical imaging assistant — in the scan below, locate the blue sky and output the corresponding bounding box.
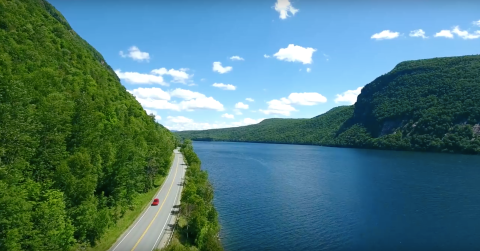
[50,0,480,131]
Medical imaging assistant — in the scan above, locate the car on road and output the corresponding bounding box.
[152,198,159,206]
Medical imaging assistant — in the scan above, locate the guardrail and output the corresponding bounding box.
[164,162,186,248]
[166,218,178,246]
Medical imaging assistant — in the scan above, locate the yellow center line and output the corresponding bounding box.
[130,154,179,251]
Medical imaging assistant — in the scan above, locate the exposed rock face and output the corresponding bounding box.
[380,120,480,138]
[473,124,480,135]
[379,119,407,136]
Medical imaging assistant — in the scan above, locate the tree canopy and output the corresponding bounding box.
[0,0,177,249]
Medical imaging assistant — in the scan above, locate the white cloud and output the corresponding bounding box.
[233,109,243,115]
[473,20,480,26]
[130,87,224,112]
[166,122,214,131]
[235,102,249,109]
[274,0,299,20]
[259,92,327,116]
[116,67,194,86]
[130,87,171,100]
[144,109,161,122]
[287,92,327,106]
[169,88,205,100]
[259,99,297,116]
[213,62,233,74]
[179,97,225,111]
[264,54,271,58]
[434,26,480,39]
[306,68,311,73]
[136,98,181,111]
[451,26,480,39]
[273,44,317,64]
[221,113,235,119]
[167,116,193,124]
[151,68,192,84]
[334,86,364,105]
[165,117,265,131]
[212,83,236,91]
[119,46,150,62]
[434,30,454,38]
[245,98,254,102]
[409,29,428,38]
[242,118,262,125]
[371,30,400,40]
[200,78,206,82]
[115,69,167,85]
[230,118,265,128]
[230,56,244,61]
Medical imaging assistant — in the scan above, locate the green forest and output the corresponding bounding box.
[161,139,222,251]
[0,0,181,249]
[177,55,480,154]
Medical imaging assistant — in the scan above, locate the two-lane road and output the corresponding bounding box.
[110,148,186,251]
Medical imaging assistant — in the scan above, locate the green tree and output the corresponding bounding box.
[0,0,177,248]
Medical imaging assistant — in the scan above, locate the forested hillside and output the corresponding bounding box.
[176,106,354,145]
[177,55,480,154]
[0,0,177,250]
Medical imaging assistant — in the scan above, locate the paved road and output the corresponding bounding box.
[109,148,186,251]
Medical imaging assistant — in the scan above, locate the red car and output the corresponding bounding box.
[152,198,159,206]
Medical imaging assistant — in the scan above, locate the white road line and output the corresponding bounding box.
[111,153,178,251]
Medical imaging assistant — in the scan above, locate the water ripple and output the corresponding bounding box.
[194,142,480,251]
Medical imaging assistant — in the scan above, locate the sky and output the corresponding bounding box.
[49,0,480,131]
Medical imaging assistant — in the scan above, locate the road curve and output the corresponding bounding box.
[109,148,186,251]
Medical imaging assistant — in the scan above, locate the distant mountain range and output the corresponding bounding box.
[177,55,480,155]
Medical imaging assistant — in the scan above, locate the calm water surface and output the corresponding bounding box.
[192,141,480,251]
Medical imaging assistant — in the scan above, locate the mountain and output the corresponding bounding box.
[0,0,177,249]
[177,55,480,154]
[176,106,354,145]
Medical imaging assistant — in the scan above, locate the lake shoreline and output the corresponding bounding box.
[188,138,479,156]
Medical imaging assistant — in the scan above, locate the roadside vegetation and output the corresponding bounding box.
[177,55,480,154]
[0,0,177,250]
[160,139,223,251]
[86,153,174,251]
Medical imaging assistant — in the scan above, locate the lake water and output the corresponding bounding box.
[192,141,480,251]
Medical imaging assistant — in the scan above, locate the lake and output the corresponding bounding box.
[192,141,480,251]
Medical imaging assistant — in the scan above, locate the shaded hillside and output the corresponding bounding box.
[177,55,480,154]
[336,55,480,153]
[0,0,176,250]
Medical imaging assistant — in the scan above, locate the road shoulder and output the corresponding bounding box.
[156,153,186,249]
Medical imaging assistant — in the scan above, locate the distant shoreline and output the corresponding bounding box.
[187,138,479,156]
